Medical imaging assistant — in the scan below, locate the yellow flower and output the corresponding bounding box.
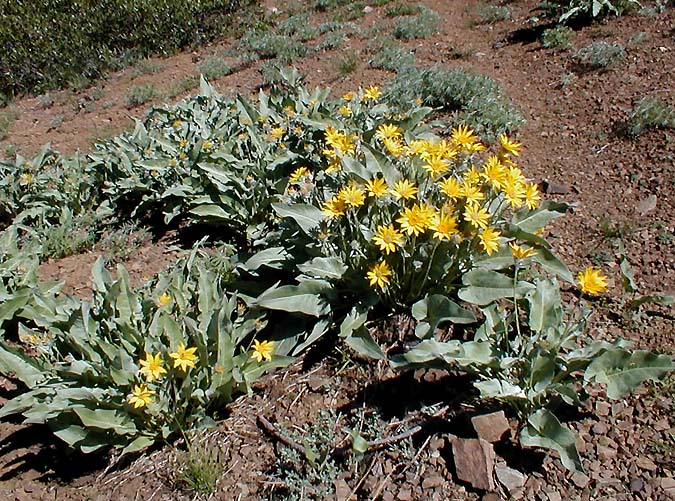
[366,261,392,289]
[391,179,418,201]
[498,133,522,157]
[362,86,382,101]
[128,384,156,409]
[481,156,507,189]
[339,185,366,207]
[365,177,388,197]
[19,173,33,185]
[430,211,459,241]
[464,203,491,229]
[405,139,430,157]
[289,166,310,184]
[339,105,352,116]
[168,159,177,167]
[383,137,405,157]
[375,123,402,141]
[373,224,404,254]
[509,242,537,259]
[157,292,171,306]
[502,179,526,208]
[251,340,275,363]
[325,161,341,174]
[343,91,356,101]
[179,139,188,148]
[463,166,482,186]
[577,267,608,296]
[138,353,167,383]
[172,120,182,128]
[397,204,432,236]
[439,177,462,200]
[451,125,480,151]
[479,227,501,255]
[270,127,286,141]
[322,196,347,218]
[202,140,213,150]
[422,156,449,177]
[524,183,541,210]
[169,343,198,372]
[461,183,486,205]
[179,151,188,160]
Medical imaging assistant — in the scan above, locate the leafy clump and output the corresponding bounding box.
[541,26,575,49]
[125,84,156,108]
[199,57,232,81]
[536,0,640,23]
[574,41,626,70]
[368,38,416,72]
[474,3,512,25]
[393,7,440,40]
[384,65,525,140]
[620,97,675,137]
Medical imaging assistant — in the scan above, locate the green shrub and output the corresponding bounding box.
[0,0,257,97]
[338,54,360,75]
[393,7,440,40]
[385,2,422,16]
[541,26,575,49]
[125,85,156,108]
[535,0,640,22]
[474,3,512,25]
[621,97,675,137]
[199,57,233,81]
[0,108,18,141]
[384,66,525,140]
[574,41,626,70]
[368,39,416,72]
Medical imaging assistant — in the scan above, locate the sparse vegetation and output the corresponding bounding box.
[0,108,18,141]
[541,26,575,49]
[125,84,156,108]
[173,435,224,494]
[338,53,360,75]
[199,56,232,81]
[393,7,440,40]
[474,3,512,24]
[574,41,626,70]
[620,97,675,137]
[368,38,415,72]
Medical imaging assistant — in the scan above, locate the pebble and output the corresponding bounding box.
[597,445,618,461]
[421,475,444,490]
[595,402,611,417]
[629,478,645,492]
[571,472,590,489]
[546,492,562,501]
[636,457,658,472]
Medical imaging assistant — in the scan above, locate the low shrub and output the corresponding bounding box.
[574,41,626,70]
[125,84,156,108]
[620,97,675,137]
[541,26,575,49]
[393,7,440,40]
[199,57,233,81]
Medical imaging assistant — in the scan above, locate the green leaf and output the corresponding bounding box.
[619,256,637,293]
[243,247,289,272]
[344,326,385,360]
[190,204,231,220]
[474,379,526,399]
[254,284,328,317]
[350,429,370,455]
[527,279,562,333]
[121,435,156,455]
[53,424,90,447]
[0,343,45,388]
[412,294,476,339]
[396,339,493,368]
[297,257,347,280]
[272,203,325,234]
[511,201,570,234]
[520,409,583,472]
[626,294,674,311]
[532,247,574,284]
[585,349,675,399]
[458,269,534,306]
[74,407,138,435]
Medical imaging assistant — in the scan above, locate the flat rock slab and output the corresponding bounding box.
[471,411,510,443]
[451,437,496,491]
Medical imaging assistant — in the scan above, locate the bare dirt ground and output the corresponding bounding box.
[0,0,674,499]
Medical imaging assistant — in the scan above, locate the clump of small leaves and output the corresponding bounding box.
[198,56,232,81]
[393,7,440,40]
[620,97,675,137]
[166,75,200,99]
[96,223,151,264]
[474,3,512,24]
[541,26,575,49]
[385,2,422,16]
[173,436,224,494]
[39,210,97,259]
[338,53,359,75]
[368,39,415,72]
[0,108,18,141]
[132,59,165,77]
[315,31,348,51]
[125,84,156,108]
[574,41,626,70]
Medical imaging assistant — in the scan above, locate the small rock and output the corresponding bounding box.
[661,477,675,495]
[429,436,445,452]
[629,478,645,492]
[471,411,510,443]
[481,494,500,501]
[334,479,351,501]
[638,194,657,215]
[363,5,374,13]
[636,457,658,472]
[542,179,570,194]
[592,422,609,435]
[597,445,617,461]
[653,418,670,431]
[308,375,329,392]
[422,475,444,490]
[546,492,562,501]
[496,466,526,493]
[595,402,611,417]
[571,472,590,489]
[611,402,625,417]
[382,491,396,501]
[397,488,413,501]
[451,437,496,491]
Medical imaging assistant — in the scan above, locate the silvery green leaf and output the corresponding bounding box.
[412,294,476,339]
[511,201,570,234]
[458,269,534,306]
[532,248,574,284]
[626,294,674,311]
[619,256,637,293]
[344,326,385,360]
[0,343,45,388]
[520,409,583,472]
[474,379,527,399]
[584,349,674,399]
[272,203,325,234]
[527,279,562,333]
[74,408,137,435]
[254,284,328,317]
[297,257,347,280]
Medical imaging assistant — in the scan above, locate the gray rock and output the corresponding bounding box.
[571,472,590,489]
[496,465,526,493]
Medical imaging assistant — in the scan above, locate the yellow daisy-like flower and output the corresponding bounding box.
[464,203,491,229]
[251,339,275,363]
[502,179,526,208]
[479,227,501,255]
[481,156,507,190]
[461,183,486,205]
[439,177,462,200]
[373,224,405,254]
[362,86,382,101]
[169,343,199,372]
[339,185,366,207]
[179,139,188,148]
[270,127,286,141]
[430,211,459,241]
[19,173,33,185]
[375,123,402,141]
[179,151,188,160]
[128,384,156,409]
[343,91,356,101]
[138,353,167,383]
[322,196,347,218]
[325,161,341,174]
[365,177,388,197]
[339,105,352,116]
[202,140,213,150]
[577,267,608,296]
[366,261,392,289]
[509,242,537,259]
[463,166,482,186]
[289,166,310,184]
[157,292,172,306]
[172,120,182,128]
[422,156,449,177]
[397,204,433,236]
[391,179,418,201]
[451,125,480,151]
[405,139,430,157]
[524,183,541,210]
[498,133,522,157]
[383,137,405,157]
[168,159,177,167]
